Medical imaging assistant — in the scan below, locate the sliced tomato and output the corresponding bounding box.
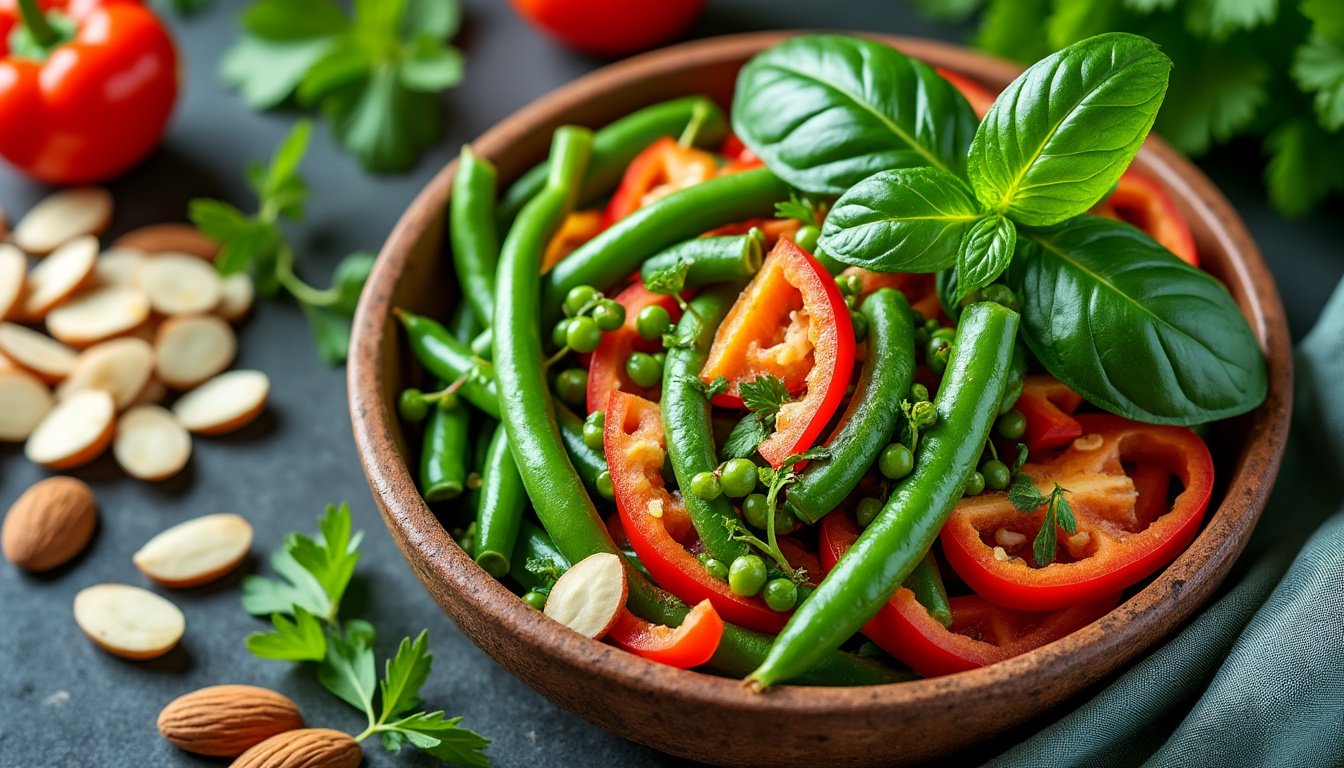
[820,512,1116,678]
[602,136,718,227]
[935,67,998,118]
[586,281,682,414]
[604,390,788,633]
[606,599,724,669]
[1095,169,1198,267]
[699,239,854,466]
[1016,375,1085,454]
[941,414,1215,611]
[543,209,604,273]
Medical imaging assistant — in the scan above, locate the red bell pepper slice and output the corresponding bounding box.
[941,413,1215,611]
[604,390,788,633]
[820,512,1117,678]
[935,67,997,118]
[1015,375,1085,454]
[602,136,718,227]
[1095,169,1199,267]
[543,209,604,273]
[0,0,178,184]
[699,238,855,467]
[586,281,681,414]
[606,598,724,669]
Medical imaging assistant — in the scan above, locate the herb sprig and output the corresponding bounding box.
[724,446,829,583]
[1007,476,1077,567]
[720,374,793,460]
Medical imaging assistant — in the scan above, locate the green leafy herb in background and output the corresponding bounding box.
[243,504,491,767]
[917,0,1344,216]
[223,0,465,172]
[190,121,375,364]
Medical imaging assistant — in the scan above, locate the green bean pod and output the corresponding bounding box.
[397,309,500,418]
[451,146,501,328]
[661,288,748,564]
[905,552,952,628]
[640,230,764,287]
[474,423,527,577]
[556,402,608,498]
[420,396,471,502]
[498,96,728,224]
[748,301,1019,688]
[510,519,570,594]
[787,288,915,523]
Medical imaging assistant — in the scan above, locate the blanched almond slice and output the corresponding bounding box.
[25,389,115,468]
[0,322,78,382]
[45,286,151,346]
[19,236,98,319]
[94,247,147,288]
[115,224,220,261]
[133,513,251,587]
[0,370,53,441]
[172,370,269,435]
[113,404,191,481]
[215,273,255,322]
[139,254,221,316]
[12,187,113,255]
[0,244,25,320]
[58,337,154,409]
[543,552,627,639]
[73,584,184,660]
[154,315,236,389]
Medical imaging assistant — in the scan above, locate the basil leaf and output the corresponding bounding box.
[967,33,1171,226]
[819,168,981,272]
[731,34,977,195]
[1008,217,1267,425]
[955,215,1017,300]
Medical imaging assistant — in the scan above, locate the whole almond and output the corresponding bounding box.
[230,728,361,768]
[158,685,304,757]
[2,477,97,571]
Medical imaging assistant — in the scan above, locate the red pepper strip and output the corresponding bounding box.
[601,136,719,228]
[1015,375,1085,454]
[586,280,682,414]
[0,0,178,184]
[1095,169,1199,267]
[941,413,1215,611]
[700,239,855,467]
[606,599,724,669]
[820,512,1117,678]
[1130,461,1172,531]
[605,390,788,633]
[542,209,604,273]
[718,132,764,173]
[935,67,997,119]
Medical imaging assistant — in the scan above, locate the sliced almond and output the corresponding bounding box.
[45,286,151,346]
[113,405,191,481]
[0,244,26,320]
[94,247,147,288]
[139,254,221,316]
[0,322,78,382]
[172,370,269,435]
[0,351,12,372]
[154,315,236,389]
[132,377,168,406]
[2,476,97,572]
[57,337,154,409]
[215,273,255,322]
[19,236,98,319]
[0,370,53,441]
[543,551,627,639]
[12,187,113,255]
[25,389,115,469]
[133,513,251,587]
[73,583,184,660]
[115,224,220,261]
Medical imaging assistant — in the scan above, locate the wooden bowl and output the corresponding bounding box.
[348,32,1292,767]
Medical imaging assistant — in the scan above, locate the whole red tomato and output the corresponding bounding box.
[511,0,705,57]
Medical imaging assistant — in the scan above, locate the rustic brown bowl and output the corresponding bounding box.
[348,32,1292,767]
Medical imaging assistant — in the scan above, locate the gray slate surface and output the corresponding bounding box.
[1,1,1340,767]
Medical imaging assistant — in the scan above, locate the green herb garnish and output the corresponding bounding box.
[1007,477,1077,567]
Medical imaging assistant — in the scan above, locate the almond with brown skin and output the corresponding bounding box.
[115,223,220,261]
[230,728,361,768]
[1,476,97,571]
[158,685,304,758]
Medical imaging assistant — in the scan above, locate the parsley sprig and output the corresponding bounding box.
[642,259,698,320]
[190,122,374,364]
[723,447,828,583]
[242,504,490,767]
[1007,475,1077,567]
[774,192,823,224]
[720,374,793,460]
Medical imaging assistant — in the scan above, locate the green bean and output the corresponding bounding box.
[420,396,471,502]
[640,230,764,287]
[748,301,1019,688]
[498,96,728,224]
[556,402,608,498]
[510,519,570,594]
[474,422,527,577]
[905,552,952,628]
[451,146,501,328]
[397,309,500,418]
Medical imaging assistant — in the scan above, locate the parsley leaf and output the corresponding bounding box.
[242,546,332,619]
[1007,477,1075,566]
[643,259,690,295]
[1155,41,1268,155]
[319,619,379,714]
[1294,35,1344,131]
[721,413,771,460]
[739,374,792,419]
[1265,117,1344,217]
[386,712,491,767]
[774,193,821,224]
[246,605,328,661]
[1184,0,1276,41]
[380,632,433,721]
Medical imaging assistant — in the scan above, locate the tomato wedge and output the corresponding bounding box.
[699,239,855,466]
[543,210,604,273]
[1096,169,1199,267]
[604,390,788,633]
[820,513,1116,678]
[1015,375,1085,455]
[935,67,997,118]
[606,599,724,669]
[586,281,682,414]
[602,136,718,227]
[941,414,1215,611]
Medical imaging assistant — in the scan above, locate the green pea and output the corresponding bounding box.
[996,410,1027,440]
[635,304,672,341]
[728,555,767,597]
[582,411,606,450]
[763,578,799,612]
[625,351,663,388]
[911,383,930,402]
[856,496,883,528]
[592,300,626,332]
[931,327,956,344]
[913,327,930,348]
[719,458,758,498]
[652,351,667,366]
[596,469,615,500]
[844,293,859,310]
[397,389,429,423]
[705,558,729,581]
[981,284,1020,312]
[564,285,600,316]
[552,317,573,348]
[742,493,770,529]
[554,368,588,408]
[794,224,820,252]
[982,459,1011,491]
[928,344,951,376]
[690,471,722,500]
[923,318,942,334]
[522,591,548,610]
[850,310,868,342]
[879,443,914,480]
[965,470,986,496]
[566,316,603,354]
[433,391,460,412]
[835,273,862,296]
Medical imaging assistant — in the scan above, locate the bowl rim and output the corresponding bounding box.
[350,30,1292,719]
